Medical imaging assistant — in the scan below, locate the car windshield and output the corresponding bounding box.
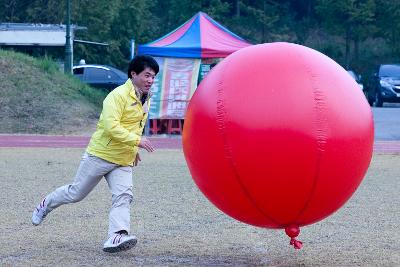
[110,67,127,79]
[379,65,400,77]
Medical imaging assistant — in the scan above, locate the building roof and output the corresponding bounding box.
[0,23,85,31]
[0,23,86,46]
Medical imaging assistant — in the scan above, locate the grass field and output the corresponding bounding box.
[0,148,399,266]
[0,49,105,135]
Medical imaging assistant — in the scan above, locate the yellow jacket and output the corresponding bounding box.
[86,79,149,166]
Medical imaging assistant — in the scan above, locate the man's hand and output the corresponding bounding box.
[134,152,141,166]
[138,136,155,152]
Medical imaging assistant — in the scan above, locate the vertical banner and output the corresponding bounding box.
[162,58,200,118]
[198,64,211,84]
[149,57,165,119]
[198,58,221,84]
[149,57,200,119]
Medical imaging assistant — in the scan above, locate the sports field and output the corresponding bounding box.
[0,147,399,266]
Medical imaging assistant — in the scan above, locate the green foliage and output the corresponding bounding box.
[315,0,376,68]
[1,0,400,92]
[74,79,108,107]
[0,49,106,134]
[35,55,59,75]
[228,1,283,43]
[25,0,64,23]
[375,0,400,58]
[107,0,157,68]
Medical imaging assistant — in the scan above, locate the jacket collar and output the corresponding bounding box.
[126,79,139,100]
[126,79,152,102]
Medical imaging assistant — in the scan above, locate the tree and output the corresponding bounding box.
[0,0,28,22]
[25,0,64,24]
[315,0,376,68]
[226,0,282,44]
[375,0,400,59]
[286,0,317,44]
[108,0,157,69]
[72,0,121,66]
[2,0,400,81]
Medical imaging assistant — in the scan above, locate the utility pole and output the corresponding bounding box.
[64,0,72,74]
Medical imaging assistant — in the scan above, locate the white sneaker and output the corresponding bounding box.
[31,198,49,226]
[103,233,137,253]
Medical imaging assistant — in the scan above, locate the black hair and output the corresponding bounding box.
[128,55,159,78]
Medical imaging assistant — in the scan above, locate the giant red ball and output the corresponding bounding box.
[183,43,373,232]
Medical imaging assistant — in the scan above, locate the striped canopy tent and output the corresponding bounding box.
[137,12,251,132]
[137,12,251,58]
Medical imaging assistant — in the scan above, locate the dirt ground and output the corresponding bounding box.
[0,148,399,267]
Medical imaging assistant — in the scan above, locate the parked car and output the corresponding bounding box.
[347,70,370,103]
[347,70,364,90]
[373,64,400,107]
[73,64,127,91]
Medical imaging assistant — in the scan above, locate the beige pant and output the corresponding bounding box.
[45,152,133,237]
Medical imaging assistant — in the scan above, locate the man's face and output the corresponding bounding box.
[131,67,156,94]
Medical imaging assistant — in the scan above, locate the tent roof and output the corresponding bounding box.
[137,12,251,58]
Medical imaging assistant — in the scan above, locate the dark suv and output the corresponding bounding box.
[373,64,400,107]
[73,64,127,91]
